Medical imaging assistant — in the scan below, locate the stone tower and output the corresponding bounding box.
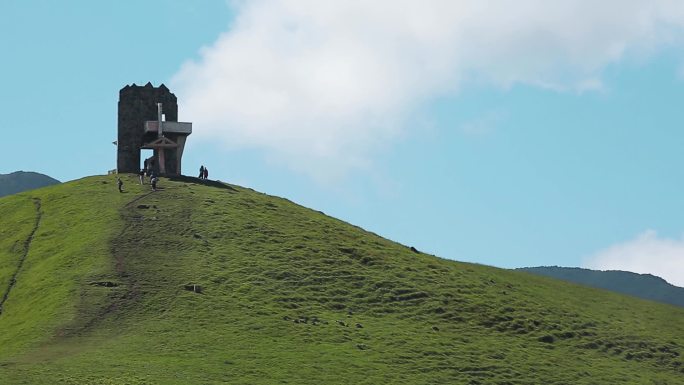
[117,82,192,175]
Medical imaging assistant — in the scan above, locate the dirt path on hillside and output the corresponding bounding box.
[21,189,166,360]
[0,198,42,316]
[69,190,159,334]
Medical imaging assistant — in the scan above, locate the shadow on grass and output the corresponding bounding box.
[167,175,238,192]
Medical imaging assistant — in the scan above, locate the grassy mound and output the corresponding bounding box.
[0,175,682,384]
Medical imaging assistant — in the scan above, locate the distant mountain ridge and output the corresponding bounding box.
[0,171,60,197]
[517,266,684,308]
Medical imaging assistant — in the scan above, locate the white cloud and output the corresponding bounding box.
[171,0,684,181]
[584,230,684,287]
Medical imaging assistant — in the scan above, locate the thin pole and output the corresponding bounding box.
[157,103,163,138]
[159,147,166,174]
[157,103,165,174]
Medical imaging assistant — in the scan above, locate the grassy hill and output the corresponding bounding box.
[0,175,683,385]
[0,171,60,198]
[518,266,684,308]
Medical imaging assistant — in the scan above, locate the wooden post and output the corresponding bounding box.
[158,148,166,174]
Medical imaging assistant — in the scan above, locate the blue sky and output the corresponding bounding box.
[2,1,684,286]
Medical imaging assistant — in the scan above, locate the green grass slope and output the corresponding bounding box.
[0,175,682,385]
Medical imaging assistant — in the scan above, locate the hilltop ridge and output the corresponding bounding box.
[0,171,60,197]
[0,175,682,384]
[518,266,684,308]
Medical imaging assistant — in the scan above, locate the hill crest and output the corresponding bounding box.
[518,266,684,308]
[0,175,682,384]
[0,171,60,198]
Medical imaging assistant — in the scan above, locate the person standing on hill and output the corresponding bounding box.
[203,167,209,180]
[199,165,205,179]
[117,177,124,193]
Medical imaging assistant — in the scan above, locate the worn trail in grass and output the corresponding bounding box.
[0,198,41,315]
[0,175,683,384]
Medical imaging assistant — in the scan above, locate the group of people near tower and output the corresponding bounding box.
[198,165,209,180]
[139,168,159,191]
[116,164,210,194]
[116,171,158,193]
